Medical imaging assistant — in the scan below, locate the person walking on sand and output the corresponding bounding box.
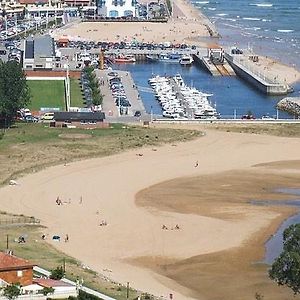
[194,160,199,168]
[79,196,83,204]
[65,234,69,242]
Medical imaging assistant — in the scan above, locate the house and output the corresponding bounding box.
[53,111,108,128]
[33,278,77,298]
[0,252,35,286]
[97,0,137,18]
[23,35,56,70]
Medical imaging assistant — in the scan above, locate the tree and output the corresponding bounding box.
[3,284,21,300]
[0,60,31,127]
[269,223,300,294]
[41,287,54,296]
[50,266,64,280]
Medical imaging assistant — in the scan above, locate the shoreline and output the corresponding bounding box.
[135,167,300,298]
[1,128,300,298]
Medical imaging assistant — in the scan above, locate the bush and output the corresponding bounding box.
[50,266,64,280]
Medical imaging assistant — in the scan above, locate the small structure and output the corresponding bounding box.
[53,111,107,128]
[33,278,77,298]
[57,37,70,48]
[208,46,224,64]
[23,35,56,70]
[0,252,35,286]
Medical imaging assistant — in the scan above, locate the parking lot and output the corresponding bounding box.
[95,69,145,119]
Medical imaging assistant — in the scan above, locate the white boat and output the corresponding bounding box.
[179,55,194,66]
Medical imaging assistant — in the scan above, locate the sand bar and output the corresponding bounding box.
[1,128,300,298]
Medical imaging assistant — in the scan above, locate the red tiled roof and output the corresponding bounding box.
[58,38,70,43]
[64,0,90,2]
[18,0,48,4]
[0,252,35,271]
[33,278,73,288]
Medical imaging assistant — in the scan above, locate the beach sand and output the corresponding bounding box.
[1,128,300,299]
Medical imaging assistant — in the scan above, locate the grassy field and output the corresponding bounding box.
[70,78,84,108]
[27,80,66,111]
[0,123,201,185]
[206,123,300,137]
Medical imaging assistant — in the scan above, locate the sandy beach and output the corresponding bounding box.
[1,127,300,299]
[53,0,213,46]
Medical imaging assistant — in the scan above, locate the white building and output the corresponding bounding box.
[97,0,137,18]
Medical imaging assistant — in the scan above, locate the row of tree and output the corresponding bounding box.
[82,66,103,107]
[0,61,30,128]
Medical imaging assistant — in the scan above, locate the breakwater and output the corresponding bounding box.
[277,97,300,117]
[225,53,292,95]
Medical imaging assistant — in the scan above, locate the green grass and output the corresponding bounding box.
[27,80,66,111]
[70,78,84,108]
[0,123,201,185]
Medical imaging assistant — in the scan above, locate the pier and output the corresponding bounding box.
[193,47,235,76]
[225,53,292,95]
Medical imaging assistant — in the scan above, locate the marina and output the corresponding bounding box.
[117,62,297,119]
[149,74,219,119]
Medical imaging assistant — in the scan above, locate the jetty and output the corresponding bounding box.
[225,52,293,95]
[277,97,300,117]
[193,47,235,76]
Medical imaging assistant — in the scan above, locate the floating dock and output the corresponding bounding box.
[225,53,292,95]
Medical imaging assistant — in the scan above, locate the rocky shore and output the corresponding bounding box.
[277,97,300,117]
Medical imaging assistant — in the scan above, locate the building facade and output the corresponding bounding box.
[97,0,137,17]
[23,34,56,70]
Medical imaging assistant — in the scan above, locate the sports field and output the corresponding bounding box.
[70,78,84,108]
[27,80,66,111]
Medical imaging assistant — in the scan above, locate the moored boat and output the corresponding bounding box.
[114,55,136,63]
[179,55,194,66]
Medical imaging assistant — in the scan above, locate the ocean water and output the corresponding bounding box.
[115,1,300,118]
[192,0,300,69]
[117,62,294,118]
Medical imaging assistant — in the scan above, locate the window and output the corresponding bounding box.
[17,270,23,277]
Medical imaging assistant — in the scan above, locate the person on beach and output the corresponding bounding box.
[194,161,199,168]
[65,234,69,242]
[79,196,83,204]
[56,197,62,205]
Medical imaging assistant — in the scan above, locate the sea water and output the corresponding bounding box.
[193,0,300,69]
[117,62,295,118]
[116,0,300,118]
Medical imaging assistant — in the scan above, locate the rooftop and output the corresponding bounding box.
[19,0,48,4]
[0,252,35,271]
[34,35,55,58]
[33,278,74,288]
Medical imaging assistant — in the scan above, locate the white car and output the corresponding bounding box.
[261,115,275,120]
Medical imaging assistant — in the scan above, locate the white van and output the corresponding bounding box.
[41,112,54,121]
